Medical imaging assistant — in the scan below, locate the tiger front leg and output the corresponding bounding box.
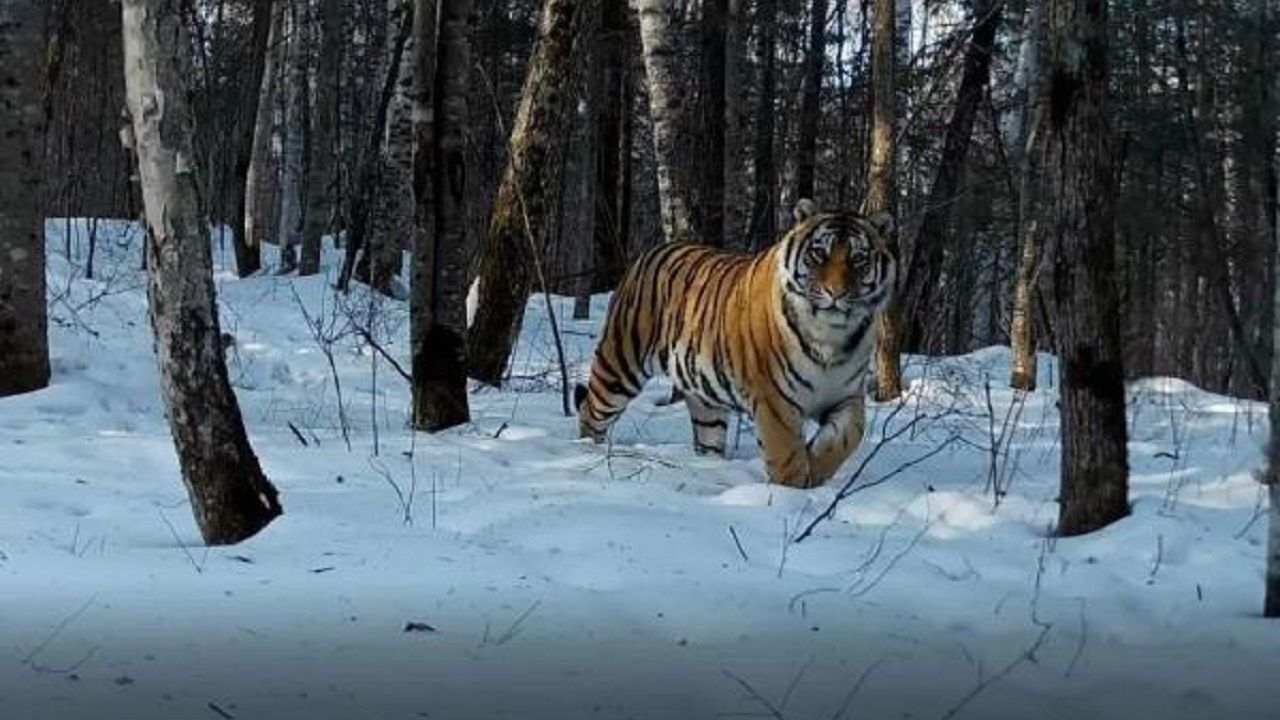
[752,401,813,488]
[808,396,867,485]
[687,394,729,456]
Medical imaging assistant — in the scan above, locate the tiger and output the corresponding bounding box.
[574,199,897,488]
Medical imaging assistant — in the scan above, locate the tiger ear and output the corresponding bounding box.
[868,211,895,237]
[793,198,819,223]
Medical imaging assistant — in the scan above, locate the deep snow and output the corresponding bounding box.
[1,220,1277,720]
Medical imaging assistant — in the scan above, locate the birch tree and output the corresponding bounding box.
[1010,0,1046,391]
[1041,0,1128,536]
[466,0,579,385]
[411,0,473,431]
[245,0,283,253]
[226,0,275,278]
[0,0,50,398]
[637,0,696,243]
[868,0,902,400]
[122,0,283,545]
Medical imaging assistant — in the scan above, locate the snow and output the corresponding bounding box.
[2,219,1278,719]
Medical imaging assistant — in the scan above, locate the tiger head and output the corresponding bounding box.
[779,199,897,319]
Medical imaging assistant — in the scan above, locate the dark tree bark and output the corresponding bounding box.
[301,0,342,276]
[592,0,631,290]
[227,0,275,278]
[1041,0,1128,537]
[897,0,1002,351]
[411,0,471,431]
[796,0,829,200]
[122,0,281,545]
[748,0,777,249]
[699,0,727,242]
[466,0,579,386]
[868,0,902,401]
[0,0,50,398]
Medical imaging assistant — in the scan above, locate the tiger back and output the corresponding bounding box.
[575,200,896,488]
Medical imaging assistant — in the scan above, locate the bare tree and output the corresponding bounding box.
[796,0,828,200]
[466,0,579,385]
[592,0,632,290]
[637,0,696,242]
[276,0,308,273]
[1010,0,1046,391]
[699,0,727,241]
[868,0,902,401]
[411,0,472,431]
[122,0,282,544]
[301,0,342,276]
[1041,0,1128,536]
[0,0,50,398]
[1267,128,1280,618]
[245,0,283,253]
[748,0,777,249]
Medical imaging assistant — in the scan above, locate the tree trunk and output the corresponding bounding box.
[359,0,414,293]
[897,0,1002,351]
[868,0,902,401]
[637,0,696,243]
[0,0,50,398]
[1010,0,1046,391]
[245,0,282,253]
[466,0,578,386]
[699,0,726,242]
[227,0,274,278]
[1266,93,1280,619]
[276,0,308,273]
[748,0,778,249]
[1042,0,1128,537]
[300,0,341,276]
[796,0,828,200]
[591,0,631,290]
[723,0,748,244]
[121,0,282,545]
[411,0,471,431]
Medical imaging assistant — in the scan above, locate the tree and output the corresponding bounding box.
[699,0,727,241]
[121,0,282,545]
[796,0,829,200]
[1010,0,1046,391]
[0,0,50,398]
[868,0,902,401]
[1266,107,1280,619]
[226,0,275,278]
[748,0,778,249]
[591,0,632,290]
[276,0,309,273]
[301,0,343,276]
[411,0,472,431]
[1041,0,1128,536]
[245,1,283,253]
[637,0,697,243]
[466,0,579,385]
[897,0,1002,351]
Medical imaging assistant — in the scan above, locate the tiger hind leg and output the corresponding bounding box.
[686,394,729,456]
[575,352,650,443]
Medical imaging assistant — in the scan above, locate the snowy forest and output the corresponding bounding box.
[2,0,1279,717]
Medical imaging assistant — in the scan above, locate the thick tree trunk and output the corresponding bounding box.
[699,0,726,242]
[796,0,828,200]
[465,0,578,386]
[227,0,274,278]
[1010,0,1046,391]
[897,0,1002,351]
[868,0,902,401]
[748,0,778,249]
[300,0,342,276]
[121,0,282,545]
[637,0,696,243]
[0,0,50,398]
[276,0,308,273]
[411,0,471,431]
[245,0,282,253]
[1042,0,1128,537]
[592,0,631,290]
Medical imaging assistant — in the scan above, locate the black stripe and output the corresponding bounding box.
[692,418,728,430]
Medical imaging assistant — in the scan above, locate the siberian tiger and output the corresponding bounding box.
[574,200,897,488]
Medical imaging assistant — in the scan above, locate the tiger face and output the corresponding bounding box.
[784,199,896,319]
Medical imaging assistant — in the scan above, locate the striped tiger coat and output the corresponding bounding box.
[574,201,896,488]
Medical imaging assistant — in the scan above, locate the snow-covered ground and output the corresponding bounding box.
[2,220,1277,719]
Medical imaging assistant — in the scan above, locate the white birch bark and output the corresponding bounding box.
[636,0,696,242]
